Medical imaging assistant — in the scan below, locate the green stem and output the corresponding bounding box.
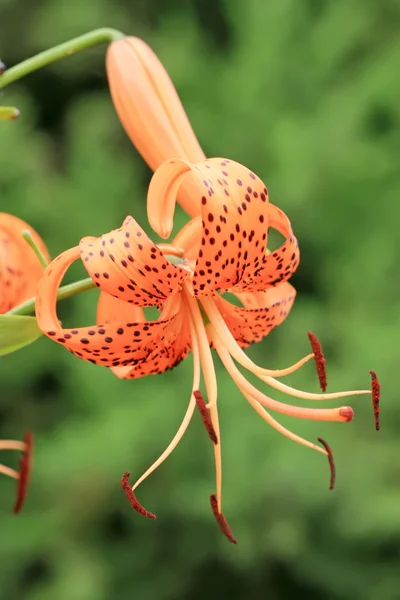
[22,230,49,269]
[7,277,96,317]
[0,28,124,89]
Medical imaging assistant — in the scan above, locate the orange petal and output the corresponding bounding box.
[79,216,188,308]
[106,37,205,218]
[36,246,189,369]
[0,213,50,312]
[96,292,191,379]
[148,157,275,295]
[235,203,300,292]
[213,282,296,348]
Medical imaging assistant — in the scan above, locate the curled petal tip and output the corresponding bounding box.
[338,406,354,422]
[0,60,6,74]
[121,472,156,520]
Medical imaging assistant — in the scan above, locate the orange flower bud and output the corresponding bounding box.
[0,213,50,313]
[106,36,205,219]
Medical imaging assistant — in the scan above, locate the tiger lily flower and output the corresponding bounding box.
[35,157,379,542]
[0,431,33,513]
[0,213,50,313]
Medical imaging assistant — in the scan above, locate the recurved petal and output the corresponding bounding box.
[148,157,272,295]
[0,213,50,313]
[79,216,188,308]
[213,281,296,348]
[35,246,189,369]
[232,203,300,292]
[97,293,191,379]
[106,37,204,218]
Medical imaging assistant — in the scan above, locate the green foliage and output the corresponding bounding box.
[0,315,42,355]
[0,1,399,599]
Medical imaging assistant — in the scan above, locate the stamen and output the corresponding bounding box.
[121,472,156,519]
[193,390,218,444]
[210,494,237,544]
[201,296,316,377]
[184,290,222,511]
[14,430,33,514]
[213,334,355,422]
[242,391,328,456]
[369,370,380,431]
[308,332,327,392]
[317,437,336,490]
[128,317,200,497]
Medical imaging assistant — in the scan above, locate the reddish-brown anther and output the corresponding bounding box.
[193,391,218,445]
[121,472,156,519]
[369,370,380,431]
[13,431,33,514]
[317,437,336,491]
[308,332,327,392]
[210,493,237,544]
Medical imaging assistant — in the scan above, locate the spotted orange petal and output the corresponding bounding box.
[148,157,274,292]
[235,203,300,292]
[35,246,189,369]
[79,216,189,308]
[96,292,191,379]
[0,213,50,313]
[213,282,296,348]
[106,37,205,218]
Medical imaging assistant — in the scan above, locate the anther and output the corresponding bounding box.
[317,437,336,490]
[308,332,327,392]
[210,494,237,544]
[369,370,380,431]
[121,472,156,519]
[193,391,218,444]
[14,431,33,514]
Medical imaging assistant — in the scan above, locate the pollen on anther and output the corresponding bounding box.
[121,472,156,519]
[369,370,380,431]
[210,494,237,544]
[308,332,327,392]
[14,431,33,514]
[193,391,218,444]
[317,437,336,491]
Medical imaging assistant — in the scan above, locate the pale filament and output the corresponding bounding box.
[201,297,316,377]
[213,334,353,423]
[207,325,327,455]
[0,464,19,479]
[202,296,371,401]
[0,440,26,451]
[131,315,200,493]
[243,393,326,456]
[183,286,223,512]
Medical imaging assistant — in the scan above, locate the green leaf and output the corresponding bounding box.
[0,314,42,356]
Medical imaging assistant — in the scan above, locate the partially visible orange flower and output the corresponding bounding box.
[35,158,378,542]
[0,431,33,513]
[0,213,50,313]
[106,36,205,219]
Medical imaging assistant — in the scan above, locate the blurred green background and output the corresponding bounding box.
[0,0,399,598]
